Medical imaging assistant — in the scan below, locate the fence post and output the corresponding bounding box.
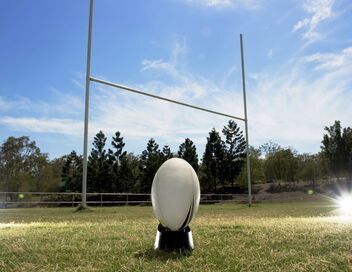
[72,194,74,208]
[100,194,103,207]
[126,194,129,206]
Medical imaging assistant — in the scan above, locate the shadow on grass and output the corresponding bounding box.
[134,248,192,261]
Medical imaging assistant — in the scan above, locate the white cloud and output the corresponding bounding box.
[141,59,177,76]
[205,0,233,7]
[0,117,82,136]
[304,46,352,70]
[186,0,261,10]
[246,46,352,150]
[293,0,334,44]
[141,37,188,78]
[0,96,32,113]
[293,18,310,31]
[141,38,207,99]
[0,89,83,119]
[171,36,188,63]
[0,88,84,142]
[248,68,351,145]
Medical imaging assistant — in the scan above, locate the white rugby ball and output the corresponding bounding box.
[151,158,200,231]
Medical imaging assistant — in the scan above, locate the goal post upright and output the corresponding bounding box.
[240,34,252,207]
[82,0,94,209]
[81,0,252,207]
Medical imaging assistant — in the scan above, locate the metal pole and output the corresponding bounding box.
[82,0,94,208]
[90,76,246,122]
[240,34,252,207]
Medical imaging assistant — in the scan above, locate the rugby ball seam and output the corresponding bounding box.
[180,162,197,229]
[179,200,193,230]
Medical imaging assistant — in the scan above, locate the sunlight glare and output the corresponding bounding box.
[336,194,352,216]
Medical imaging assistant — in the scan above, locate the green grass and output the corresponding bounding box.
[0,201,351,271]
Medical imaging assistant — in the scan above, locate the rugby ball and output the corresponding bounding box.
[151,158,200,231]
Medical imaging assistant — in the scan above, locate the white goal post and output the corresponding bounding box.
[81,0,252,208]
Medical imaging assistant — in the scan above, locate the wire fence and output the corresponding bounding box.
[0,192,249,208]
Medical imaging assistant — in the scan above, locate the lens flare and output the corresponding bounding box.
[336,194,352,215]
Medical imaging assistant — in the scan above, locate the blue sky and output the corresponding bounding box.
[1,0,352,159]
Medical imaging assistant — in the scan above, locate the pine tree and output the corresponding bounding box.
[139,138,163,193]
[118,153,140,192]
[108,131,127,192]
[61,151,82,192]
[202,129,226,192]
[88,131,111,192]
[161,145,173,161]
[178,138,199,171]
[110,131,127,163]
[222,120,246,190]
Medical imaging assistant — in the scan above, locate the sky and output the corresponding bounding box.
[1,0,352,159]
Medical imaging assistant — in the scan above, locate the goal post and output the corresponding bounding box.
[82,0,252,208]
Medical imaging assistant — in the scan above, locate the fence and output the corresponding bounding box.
[0,192,249,208]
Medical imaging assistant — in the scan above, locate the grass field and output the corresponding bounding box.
[0,201,351,271]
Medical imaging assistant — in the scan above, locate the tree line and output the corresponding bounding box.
[60,120,246,193]
[0,120,351,193]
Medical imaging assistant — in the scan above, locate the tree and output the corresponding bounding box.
[108,131,127,192]
[321,121,352,178]
[344,127,352,178]
[261,143,298,186]
[118,153,140,192]
[178,138,198,171]
[139,138,163,193]
[222,120,246,190]
[44,157,64,192]
[202,129,226,192]
[296,153,327,189]
[88,131,111,192]
[161,145,173,161]
[0,136,50,192]
[260,141,281,156]
[109,131,127,165]
[61,151,82,192]
[238,146,264,187]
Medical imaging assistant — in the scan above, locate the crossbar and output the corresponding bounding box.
[90,76,246,122]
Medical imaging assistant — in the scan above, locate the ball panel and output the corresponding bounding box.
[190,166,200,220]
